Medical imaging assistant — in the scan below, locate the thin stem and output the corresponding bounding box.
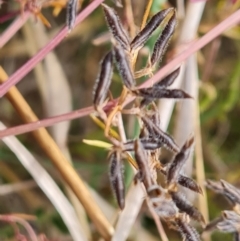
[0,0,104,98]
[124,0,135,38]
[147,200,169,241]
[0,67,114,240]
[0,215,38,241]
[1,9,240,137]
[140,0,153,30]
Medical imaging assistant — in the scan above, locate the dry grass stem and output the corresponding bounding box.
[0,67,114,240]
[0,122,87,241]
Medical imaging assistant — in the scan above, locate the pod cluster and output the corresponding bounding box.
[91,4,204,241]
[204,180,240,241]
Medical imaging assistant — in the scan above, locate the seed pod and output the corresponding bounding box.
[136,87,192,100]
[141,116,179,153]
[108,151,125,209]
[140,67,182,107]
[154,67,180,88]
[175,217,201,241]
[160,170,202,194]
[113,43,136,89]
[217,220,237,233]
[134,139,153,189]
[223,211,240,223]
[167,136,194,188]
[102,4,130,51]
[93,51,113,107]
[221,180,240,205]
[130,8,174,50]
[151,12,177,66]
[123,137,163,151]
[170,191,205,225]
[178,175,203,195]
[206,179,224,193]
[66,0,78,32]
[207,180,240,206]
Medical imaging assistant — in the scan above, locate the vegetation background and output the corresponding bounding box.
[0,0,239,240]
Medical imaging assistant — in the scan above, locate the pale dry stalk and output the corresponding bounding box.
[0,67,114,240]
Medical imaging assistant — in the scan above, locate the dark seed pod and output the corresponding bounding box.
[154,67,180,88]
[130,8,174,50]
[108,151,125,209]
[102,4,130,51]
[160,170,202,194]
[66,0,78,32]
[136,87,192,100]
[113,43,136,89]
[134,139,153,189]
[140,68,182,107]
[141,116,179,153]
[175,217,201,241]
[151,12,177,66]
[167,136,194,188]
[170,191,205,224]
[93,51,113,107]
[123,137,163,151]
[178,175,203,195]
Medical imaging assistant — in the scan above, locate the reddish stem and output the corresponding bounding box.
[0,9,240,138]
[0,0,104,98]
[0,11,20,24]
[0,12,30,48]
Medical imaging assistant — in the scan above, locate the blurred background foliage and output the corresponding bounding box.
[0,0,240,240]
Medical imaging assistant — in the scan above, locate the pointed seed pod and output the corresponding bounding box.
[221,180,240,205]
[113,43,136,89]
[141,116,179,153]
[134,139,153,189]
[102,4,130,51]
[154,67,180,88]
[108,151,125,209]
[178,175,203,195]
[170,191,205,225]
[151,12,177,66]
[123,137,163,151]
[136,87,192,100]
[93,51,113,107]
[175,217,201,241]
[160,170,202,194]
[130,8,174,50]
[167,136,194,188]
[139,67,181,107]
[66,0,78,32]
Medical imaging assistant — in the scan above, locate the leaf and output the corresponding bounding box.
[83,139,112,149]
